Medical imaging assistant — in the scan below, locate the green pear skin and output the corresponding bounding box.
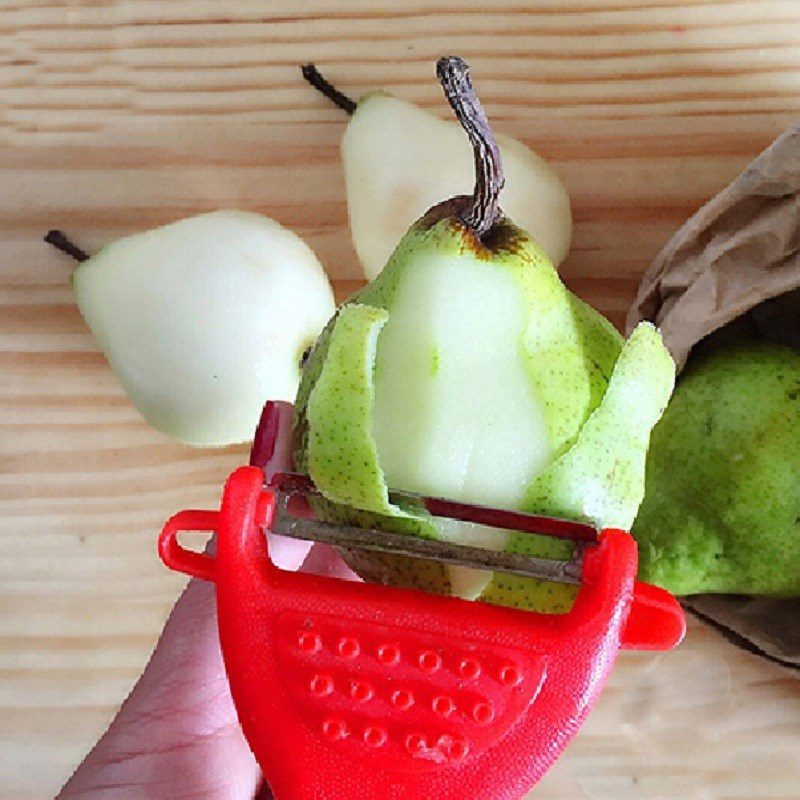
[633,341,800,596]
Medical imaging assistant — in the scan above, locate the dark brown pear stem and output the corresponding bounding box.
[44,230,89,262]
[436,56,504,238]
[301,64,357,115]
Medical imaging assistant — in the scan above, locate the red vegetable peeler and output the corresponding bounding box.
[158,405,685,800]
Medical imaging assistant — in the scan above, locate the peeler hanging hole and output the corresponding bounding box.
[175,529,210,554]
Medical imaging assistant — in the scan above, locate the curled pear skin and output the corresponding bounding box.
[292,211,674,611]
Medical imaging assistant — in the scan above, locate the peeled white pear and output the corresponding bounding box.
[342,93,573,280]
[73,210,335,446]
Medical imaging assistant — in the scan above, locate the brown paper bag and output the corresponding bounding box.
[626,123,800,674]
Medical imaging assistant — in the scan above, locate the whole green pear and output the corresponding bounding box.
[291,57,675,613]
[633,341,800,596]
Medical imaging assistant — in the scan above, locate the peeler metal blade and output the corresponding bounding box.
[268,472,598,585]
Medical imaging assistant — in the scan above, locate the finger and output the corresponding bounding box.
[60,401,310,799]
[58,578,261,800]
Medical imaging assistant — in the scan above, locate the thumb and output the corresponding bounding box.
[58,578,263,799]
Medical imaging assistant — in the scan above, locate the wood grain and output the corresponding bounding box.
[2,2,800,798]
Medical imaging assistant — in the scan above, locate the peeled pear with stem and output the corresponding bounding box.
[293,57,674,613]
[47,210,335,446]
[302,64,573,280]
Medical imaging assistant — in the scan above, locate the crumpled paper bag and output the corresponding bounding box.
[626,123,800,674]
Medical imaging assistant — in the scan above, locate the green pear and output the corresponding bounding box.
[60,210,335,446]
[293,57,674,612]
[303,64,572,280]
[633,341,800,596]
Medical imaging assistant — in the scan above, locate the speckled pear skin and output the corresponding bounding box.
[292,203,674,612]
[306,304,393,513]
[480,322,675,611]
[294,206,622,468]
[522,322,674,529]
[296,302,448,592]
[341,205,623,455]
[300,302,443,519]
[633,341,800,596]
[336,548,453,594]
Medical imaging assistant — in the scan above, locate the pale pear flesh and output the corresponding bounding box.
[343,93,573,280]
[75,210,335,446]
[371,251,551,509]
[369,249,552,599]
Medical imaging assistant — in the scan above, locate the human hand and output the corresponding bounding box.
[57,402,354,800]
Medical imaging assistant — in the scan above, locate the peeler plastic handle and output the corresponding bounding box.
[158,465,686,800]
[158,507,685,653]
[158,509,219,582]
[620,580,686,651]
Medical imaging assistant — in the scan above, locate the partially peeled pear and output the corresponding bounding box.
[303,65,572,280]
[293,58,674,613]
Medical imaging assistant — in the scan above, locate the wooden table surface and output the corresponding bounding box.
[3,2,800,798]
